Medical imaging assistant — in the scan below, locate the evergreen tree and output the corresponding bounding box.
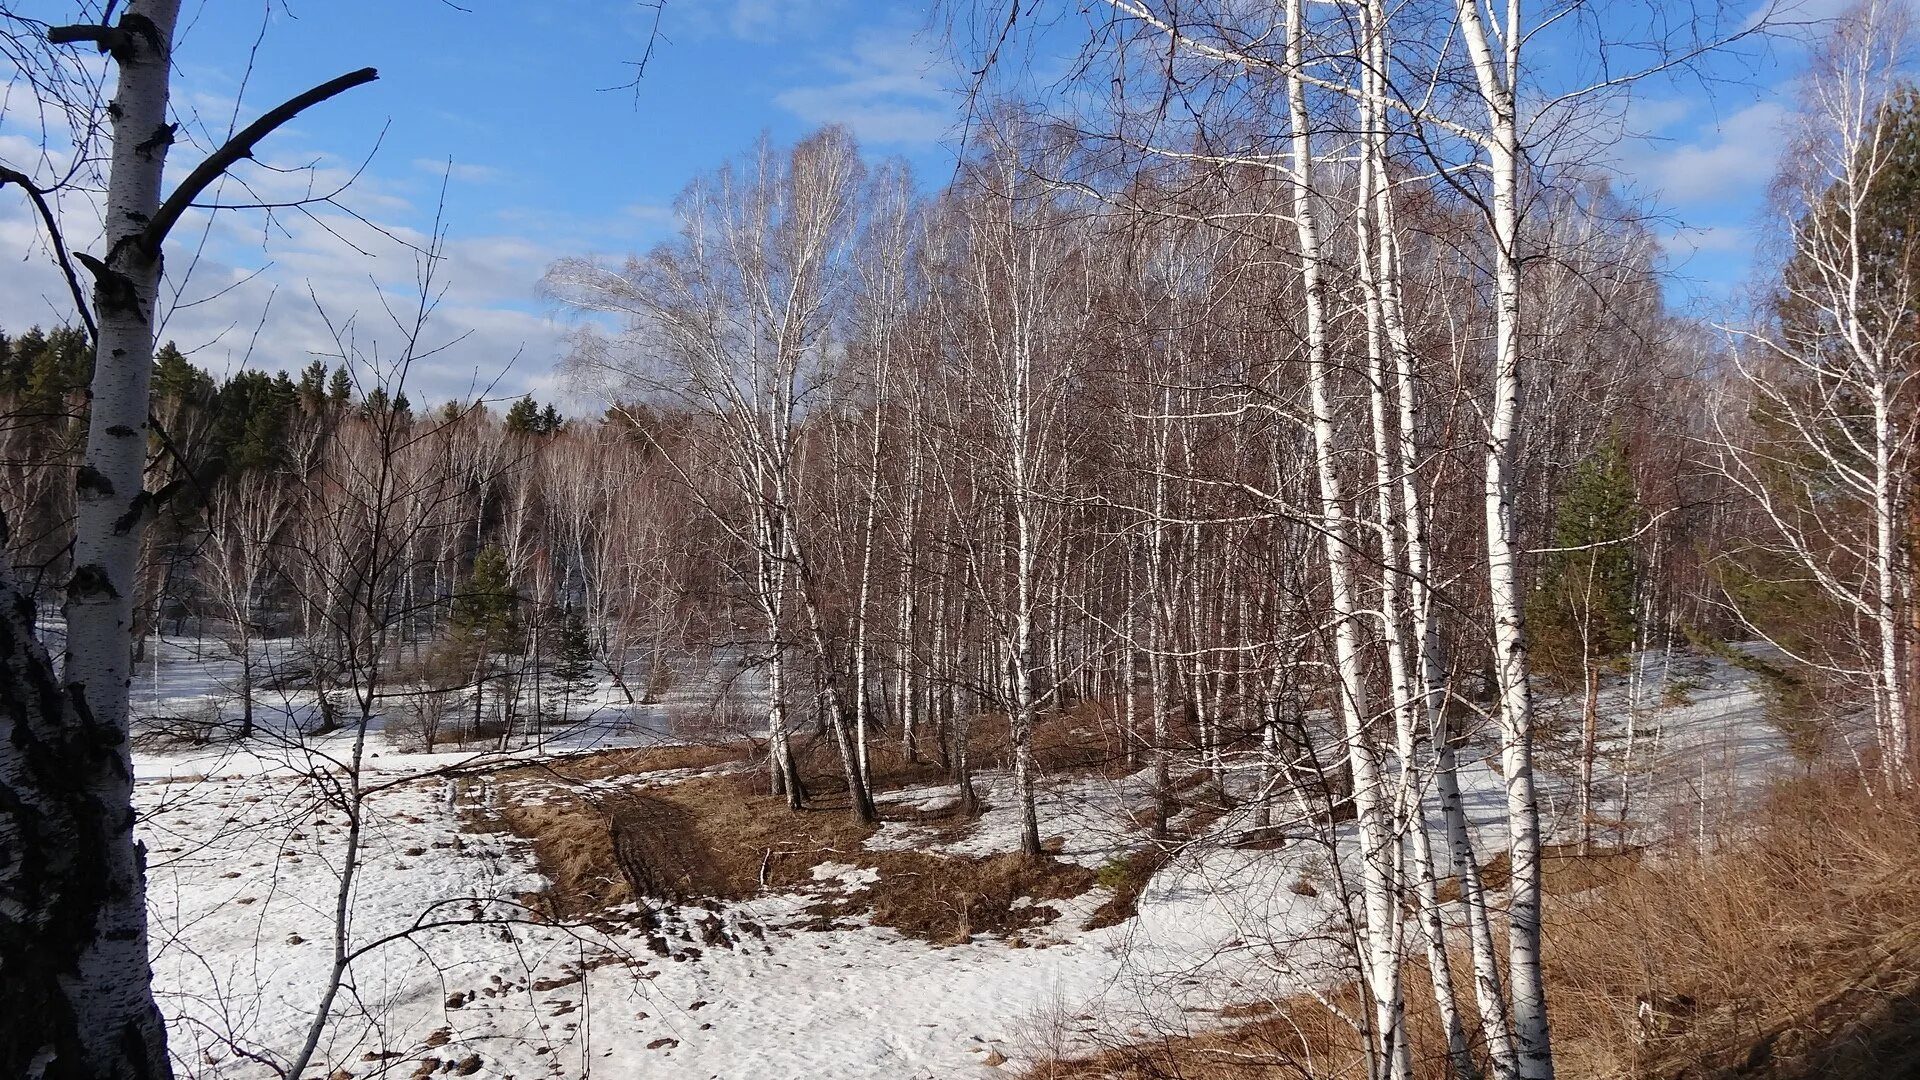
[151,342,212,406]
[547,604,598,725]
[505,395,564,436]
[327,364,353,405]
[360,386,411,422]
[209,370,293,472]
[451,546,520,650]
[14,326,91,415]
[1530,438,1641,684]
[450,546,521,740]
[296,359,330,403]
[504,395,540,434]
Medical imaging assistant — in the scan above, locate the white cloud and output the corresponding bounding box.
[412,159,504,185]
[1641,100,1788,203]
[1661,223,1757,257]
[1607,97,1789,210]
[0,143,633,407]
[665,0,849,44]
[772,27,958,146]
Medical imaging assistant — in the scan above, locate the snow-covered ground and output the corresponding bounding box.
[127,632,749,781]
[132,639,1793,1079]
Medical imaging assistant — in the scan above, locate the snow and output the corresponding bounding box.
[132,637,1797,1079]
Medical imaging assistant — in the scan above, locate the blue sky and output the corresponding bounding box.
[0,0,1864,403]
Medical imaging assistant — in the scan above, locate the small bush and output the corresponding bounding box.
[1663,676,1704,707]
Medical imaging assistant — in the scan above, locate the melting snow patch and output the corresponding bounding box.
[810,861,881,892]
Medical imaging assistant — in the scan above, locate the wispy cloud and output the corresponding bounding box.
[1625,100,1788,204]
[0,139,643,406]
[773,26,957,146]
[667,0,849,44]
[412,159,505,185]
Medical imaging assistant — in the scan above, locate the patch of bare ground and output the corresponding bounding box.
[544,739,754,780]
[495,755,1096,944]
[1083,846,1172,930]
[1023,774,1920,1080]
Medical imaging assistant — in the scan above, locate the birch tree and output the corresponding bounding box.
[0,5,373,1075]
[551,127,878,822]
[1716,0,1920,790]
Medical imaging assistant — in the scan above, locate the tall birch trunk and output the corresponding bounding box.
[1454,0,1555,1069]
[1353,24,1475,1072]
[1284,1,1406,1071]
[0,5,181,1076]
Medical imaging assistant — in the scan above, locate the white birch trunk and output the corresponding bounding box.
[0,5,181,1076]
[1453,0,1555,1069]
[1285,1,1405,1070]
[1352,25,1475,1071]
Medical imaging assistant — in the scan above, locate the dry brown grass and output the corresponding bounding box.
[547,739,753,780]
[1023,774,1920,1080]
[963,696,1217,780]
[495,755,1097,944]
[1545,775,1920,1078]
[1085,847,1174,931]
[492,798,636,918]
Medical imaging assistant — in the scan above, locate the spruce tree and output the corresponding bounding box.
[326,364,353,405]
[548,604,597,725]
[1530,438,1641,684]
[451,547,520,739]
[452,546,519,651]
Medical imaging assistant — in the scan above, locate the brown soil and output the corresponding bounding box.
[1083,846,1172,930]
[495,759,1096,944]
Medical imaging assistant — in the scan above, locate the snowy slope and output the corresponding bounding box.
[136,644,1790,1079]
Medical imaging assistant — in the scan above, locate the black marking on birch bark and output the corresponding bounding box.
[106,424,135,437]
[67,681,95,730]
[118,13,165,56]
[75,465,114,497]
[74,252,141,316]
[134,122,175,159]
[112,490,154,535]
[67,565,119,601]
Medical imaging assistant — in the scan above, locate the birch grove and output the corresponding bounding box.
[5,0,1916,1076]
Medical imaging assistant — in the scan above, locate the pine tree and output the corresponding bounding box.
[151,342,211,405]
[451,546,520,741]
[296,358,329,402]
[505,395,541,435]
[505,395,564,436]
[452,546,520,650]
[361,386,411,421]
[1531,437,1641,854]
